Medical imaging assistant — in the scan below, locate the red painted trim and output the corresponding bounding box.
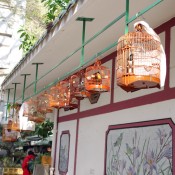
[53,109,59,169]
[58,130,71,175]
[104,118,175,175]
[58,87,175,123]
[155,17,175,34]
[73,119,79,175]
[165,28,171,90]
[77,100,80,113]
[101,51,116,64]
[110,56,116,104]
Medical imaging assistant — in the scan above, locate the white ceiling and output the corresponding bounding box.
[2,0,175,102]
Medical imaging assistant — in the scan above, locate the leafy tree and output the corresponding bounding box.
[18,0,46,54]
[18,27,37,54]
[41,0,70,22]
[35,120,53,139]
[18,0,70,54]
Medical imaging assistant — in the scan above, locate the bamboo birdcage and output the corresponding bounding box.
[85,60,110,92]
[24,98,45,123]
[2,124,18,142]
[49,85,60,108]
[116,31,161,91]
[59,80,78,110]
[11,104,21,132]
[70,71,90,100]
[23,98,37,116]
[19,103,36,131]
[37,92,53,114]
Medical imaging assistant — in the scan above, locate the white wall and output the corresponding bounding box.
[56,99,175,175]
[170,26,175,88]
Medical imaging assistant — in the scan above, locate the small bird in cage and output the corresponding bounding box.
[134,21,166,87]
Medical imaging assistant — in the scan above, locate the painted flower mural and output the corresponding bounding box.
[58,131,70,174]
[106,124,172,175]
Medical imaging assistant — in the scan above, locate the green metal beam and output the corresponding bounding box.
[76,17,94,66]
[15,0,164,102]
[23,12,125,93]
[32,63,43,94]
[24,40,118,101]
[12,83,20,115]
[21,74,30,102]
[19,13,124,95]
[128,0,163,24]
[125,0,129,34]
[5,88,12,120]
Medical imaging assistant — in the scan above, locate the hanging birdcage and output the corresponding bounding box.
[24,98,45,123]
[116,30,161,91]
[49,85,60,108]
[85,60,110,92]
[70,71,90,100]
[59,80,78,110]
[23,98,38,116]
[37,92,53,114]
[2,124,18,142]
[11,103,21,132]
[11,121,20,132]
[19,103,36,131]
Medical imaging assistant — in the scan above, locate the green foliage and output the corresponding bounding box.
[17,0,70,54]
[18,27,37,54]
[35,120,54,139]
[1,157,22,168]
[17,0,47,54]
[41,0,70,22]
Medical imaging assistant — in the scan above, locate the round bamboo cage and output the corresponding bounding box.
[116,31,161,91]
[59,80,78,110]
[24,98,45,123]
[70,71,90,100]
[23,98,37,116]
[2,125,18,142]
[85,60,110,92]
[11,121,20,132]
[49,85,62,108]
[11,106,21,132]
[37,92,53,114]
[6,119,13,130]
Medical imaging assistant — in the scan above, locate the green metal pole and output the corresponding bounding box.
[76,17,94,66]
[81,20,86,65]
[21,74,30,102]
[5,88,11,120]
[32,63,43,94]
[125,0,129,34]
[12,83,20,115]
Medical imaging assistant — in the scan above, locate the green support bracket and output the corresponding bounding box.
[76,17,94,66]
[12,83,20,115]
[14,0,164,102]
[5,88,13,120]
[32,63,43,94]
[125,0,129,34]
[21,74,31,102]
